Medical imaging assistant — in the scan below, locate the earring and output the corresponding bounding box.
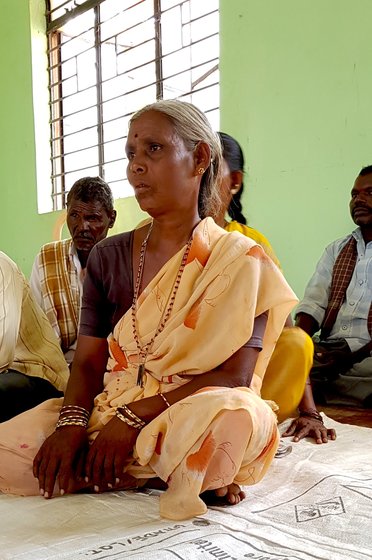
[231,184,240,194]
[198,167,205,175]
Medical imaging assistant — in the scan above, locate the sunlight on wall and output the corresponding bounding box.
[30,0,53,213]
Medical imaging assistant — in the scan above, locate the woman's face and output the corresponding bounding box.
[125,110,200,216]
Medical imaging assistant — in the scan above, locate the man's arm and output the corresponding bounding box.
[29,255,43,307]
[297,311,371,368]
[0,255,23,370]
[295,312,319,337]
[294,241,340,329]
[349,341,372,364]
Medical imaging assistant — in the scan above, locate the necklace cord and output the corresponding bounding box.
[131,222,194,386]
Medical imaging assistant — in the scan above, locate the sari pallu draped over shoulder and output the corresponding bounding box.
[92,218,298,415]
[87,218,298,518]
[0,218,297,520]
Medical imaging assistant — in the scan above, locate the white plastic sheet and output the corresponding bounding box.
[1,415,371,560]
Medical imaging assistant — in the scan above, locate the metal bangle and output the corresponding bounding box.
[116,409,144,430]
[56,418,88,429]
[120,404,146,426]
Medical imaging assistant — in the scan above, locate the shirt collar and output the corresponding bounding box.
[351,226,372,250]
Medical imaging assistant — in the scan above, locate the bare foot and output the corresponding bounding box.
[201,483,246,506]
[143,478,246,507]
[214,483,245,505]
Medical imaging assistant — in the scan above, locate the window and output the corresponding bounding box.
[46,0,219,210]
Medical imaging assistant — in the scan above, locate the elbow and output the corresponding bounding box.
[214,366,252,389]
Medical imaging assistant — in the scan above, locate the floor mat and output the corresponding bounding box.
[0,415,371,560]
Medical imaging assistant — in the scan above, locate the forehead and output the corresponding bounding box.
[128,110,176,141]
[352,173,372,192]
[67,198,106,214]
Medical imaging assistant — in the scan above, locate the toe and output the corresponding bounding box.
[214,486,228,498]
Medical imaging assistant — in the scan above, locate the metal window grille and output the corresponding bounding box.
[46,0,219,210]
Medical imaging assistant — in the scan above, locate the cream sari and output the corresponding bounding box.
[0,218,297,519]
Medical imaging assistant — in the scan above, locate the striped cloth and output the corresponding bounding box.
[321,236,372,338]
[33,239,80,354]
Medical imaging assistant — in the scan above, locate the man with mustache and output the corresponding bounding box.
[30,177,116,365]
[295,165,372,408]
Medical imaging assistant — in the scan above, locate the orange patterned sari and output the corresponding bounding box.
[0,218,297,519]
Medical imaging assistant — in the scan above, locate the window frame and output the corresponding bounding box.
[46,0,219,210]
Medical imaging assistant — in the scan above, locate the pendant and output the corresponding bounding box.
[137,362,145,387]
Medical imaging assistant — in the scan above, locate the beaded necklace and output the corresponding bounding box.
[131,222,193,386]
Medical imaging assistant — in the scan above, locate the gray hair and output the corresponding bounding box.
[67,176,114,215]
[130,100,223,220]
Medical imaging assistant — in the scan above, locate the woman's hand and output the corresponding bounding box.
[33,426,89,498]
[84,416,139,491]
[282,416,336,444]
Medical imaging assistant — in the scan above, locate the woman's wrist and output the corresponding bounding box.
[298,408,323,423]
[124,393,172,426]
[56,404,90,430]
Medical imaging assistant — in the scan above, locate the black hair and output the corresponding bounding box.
[66,176,114,214]
[217,132,247,225]
[359,165,372,177]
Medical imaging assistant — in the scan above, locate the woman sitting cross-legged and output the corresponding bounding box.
[0,101,297,520]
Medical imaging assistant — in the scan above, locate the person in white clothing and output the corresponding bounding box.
[0,251,69,421]
[295,165,372,407]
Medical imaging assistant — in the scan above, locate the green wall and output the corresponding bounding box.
[220,0,372,298]
[1,0,371,297]
[0,0,51,273]
[0,0,145,277]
